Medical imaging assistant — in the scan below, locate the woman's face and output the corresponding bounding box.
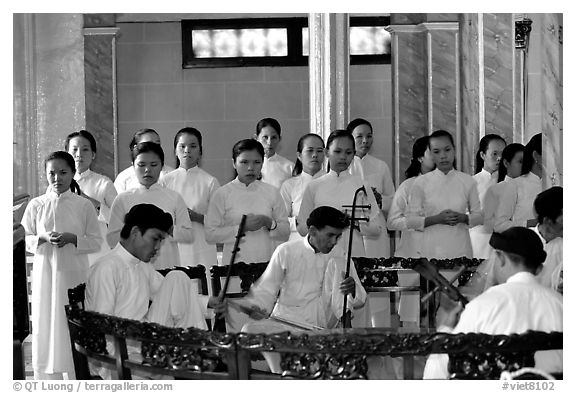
[175,133,201,169]
[46,158,74,195]
[351,124,373,158]
[256,126,280,158]
[326,137,355,173]
[67,136,94,174]
[298,137,325,175]
[429,136,455,173]
[233,149,263,185]
[419,147,436,174]
[481,139,506,173]
[134,151,162,188]
[504,151,523,179]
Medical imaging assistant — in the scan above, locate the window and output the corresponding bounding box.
[182,16,390,68]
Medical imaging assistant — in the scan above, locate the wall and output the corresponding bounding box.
[13,13,86,198]
[116,21,393,186]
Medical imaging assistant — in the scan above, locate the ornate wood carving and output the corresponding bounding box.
[515,18,532,49]
[211,262,268,294]
[353,257,483,287]
[66,292,562,380]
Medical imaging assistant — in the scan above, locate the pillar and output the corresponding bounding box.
[308,13,349,141]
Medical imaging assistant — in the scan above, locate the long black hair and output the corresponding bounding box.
[475,134,506,174]
[173,127,203,168]
[497,143,524,182]
[292,133,325,177]
[405,135,430,179]
[44,151,81,195]
[65,130,97,153]
[521,133,542,176]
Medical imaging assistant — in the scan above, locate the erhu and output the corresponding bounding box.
[213,214,247,333]
[340,186,371,328]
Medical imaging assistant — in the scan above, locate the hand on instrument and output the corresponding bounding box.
[208,297,228,317]
[339,273,356,298]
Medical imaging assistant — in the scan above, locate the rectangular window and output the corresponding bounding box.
[182,16,390,68]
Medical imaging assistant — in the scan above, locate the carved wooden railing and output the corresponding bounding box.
[65,307,561,380]
[353,257,484,288]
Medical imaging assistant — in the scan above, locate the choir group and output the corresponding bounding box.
[20,118,563,380]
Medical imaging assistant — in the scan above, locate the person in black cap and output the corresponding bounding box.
[86,203,226,329]
[534,186,563,293]
[424,226,563,379]
[236,206,367,373]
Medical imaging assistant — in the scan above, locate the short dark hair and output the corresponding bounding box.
[256,118,281,137]
[534,186,562,224]
[120,203,173,239]
[232,138,264,161]
[131,141,165,166]
[346,118,373,134]
[65,130,97,153]
[306,206,350,230]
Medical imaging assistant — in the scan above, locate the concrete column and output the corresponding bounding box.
[83,14,119,179]
[460,13,515,174]
[13,13,86,197]
[540,14,563,188]
[308,13,349,141]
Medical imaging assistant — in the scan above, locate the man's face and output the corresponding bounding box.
[133,227,168,262]
[309,225,344,254]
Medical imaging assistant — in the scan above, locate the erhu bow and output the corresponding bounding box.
[213,214,247,332]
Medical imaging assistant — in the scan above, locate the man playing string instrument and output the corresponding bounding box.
[234,206,366,372]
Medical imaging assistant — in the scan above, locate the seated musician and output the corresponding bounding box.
[423,227,563,379]
[234,206,366,372]
[86,203,226,329]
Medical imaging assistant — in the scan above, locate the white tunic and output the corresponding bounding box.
[424,272,563,379]
[85,243,209,328]
[261,153,294,189]
[21,189,102,374]
[538,237,563,293]
[407,168,482,259]
[74,169,118,265]
[160,167,220,269]
[470,169,498,259]
[205,178,290,265]
[298,170,382,258]
[107,183,194,269]
[494,172,542,232]
[113,164,174,194]
[246,236,367,329]
[387,176,422,258]
[349,154,394,258]
[280,171,325,241]
[483,176,513,233]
